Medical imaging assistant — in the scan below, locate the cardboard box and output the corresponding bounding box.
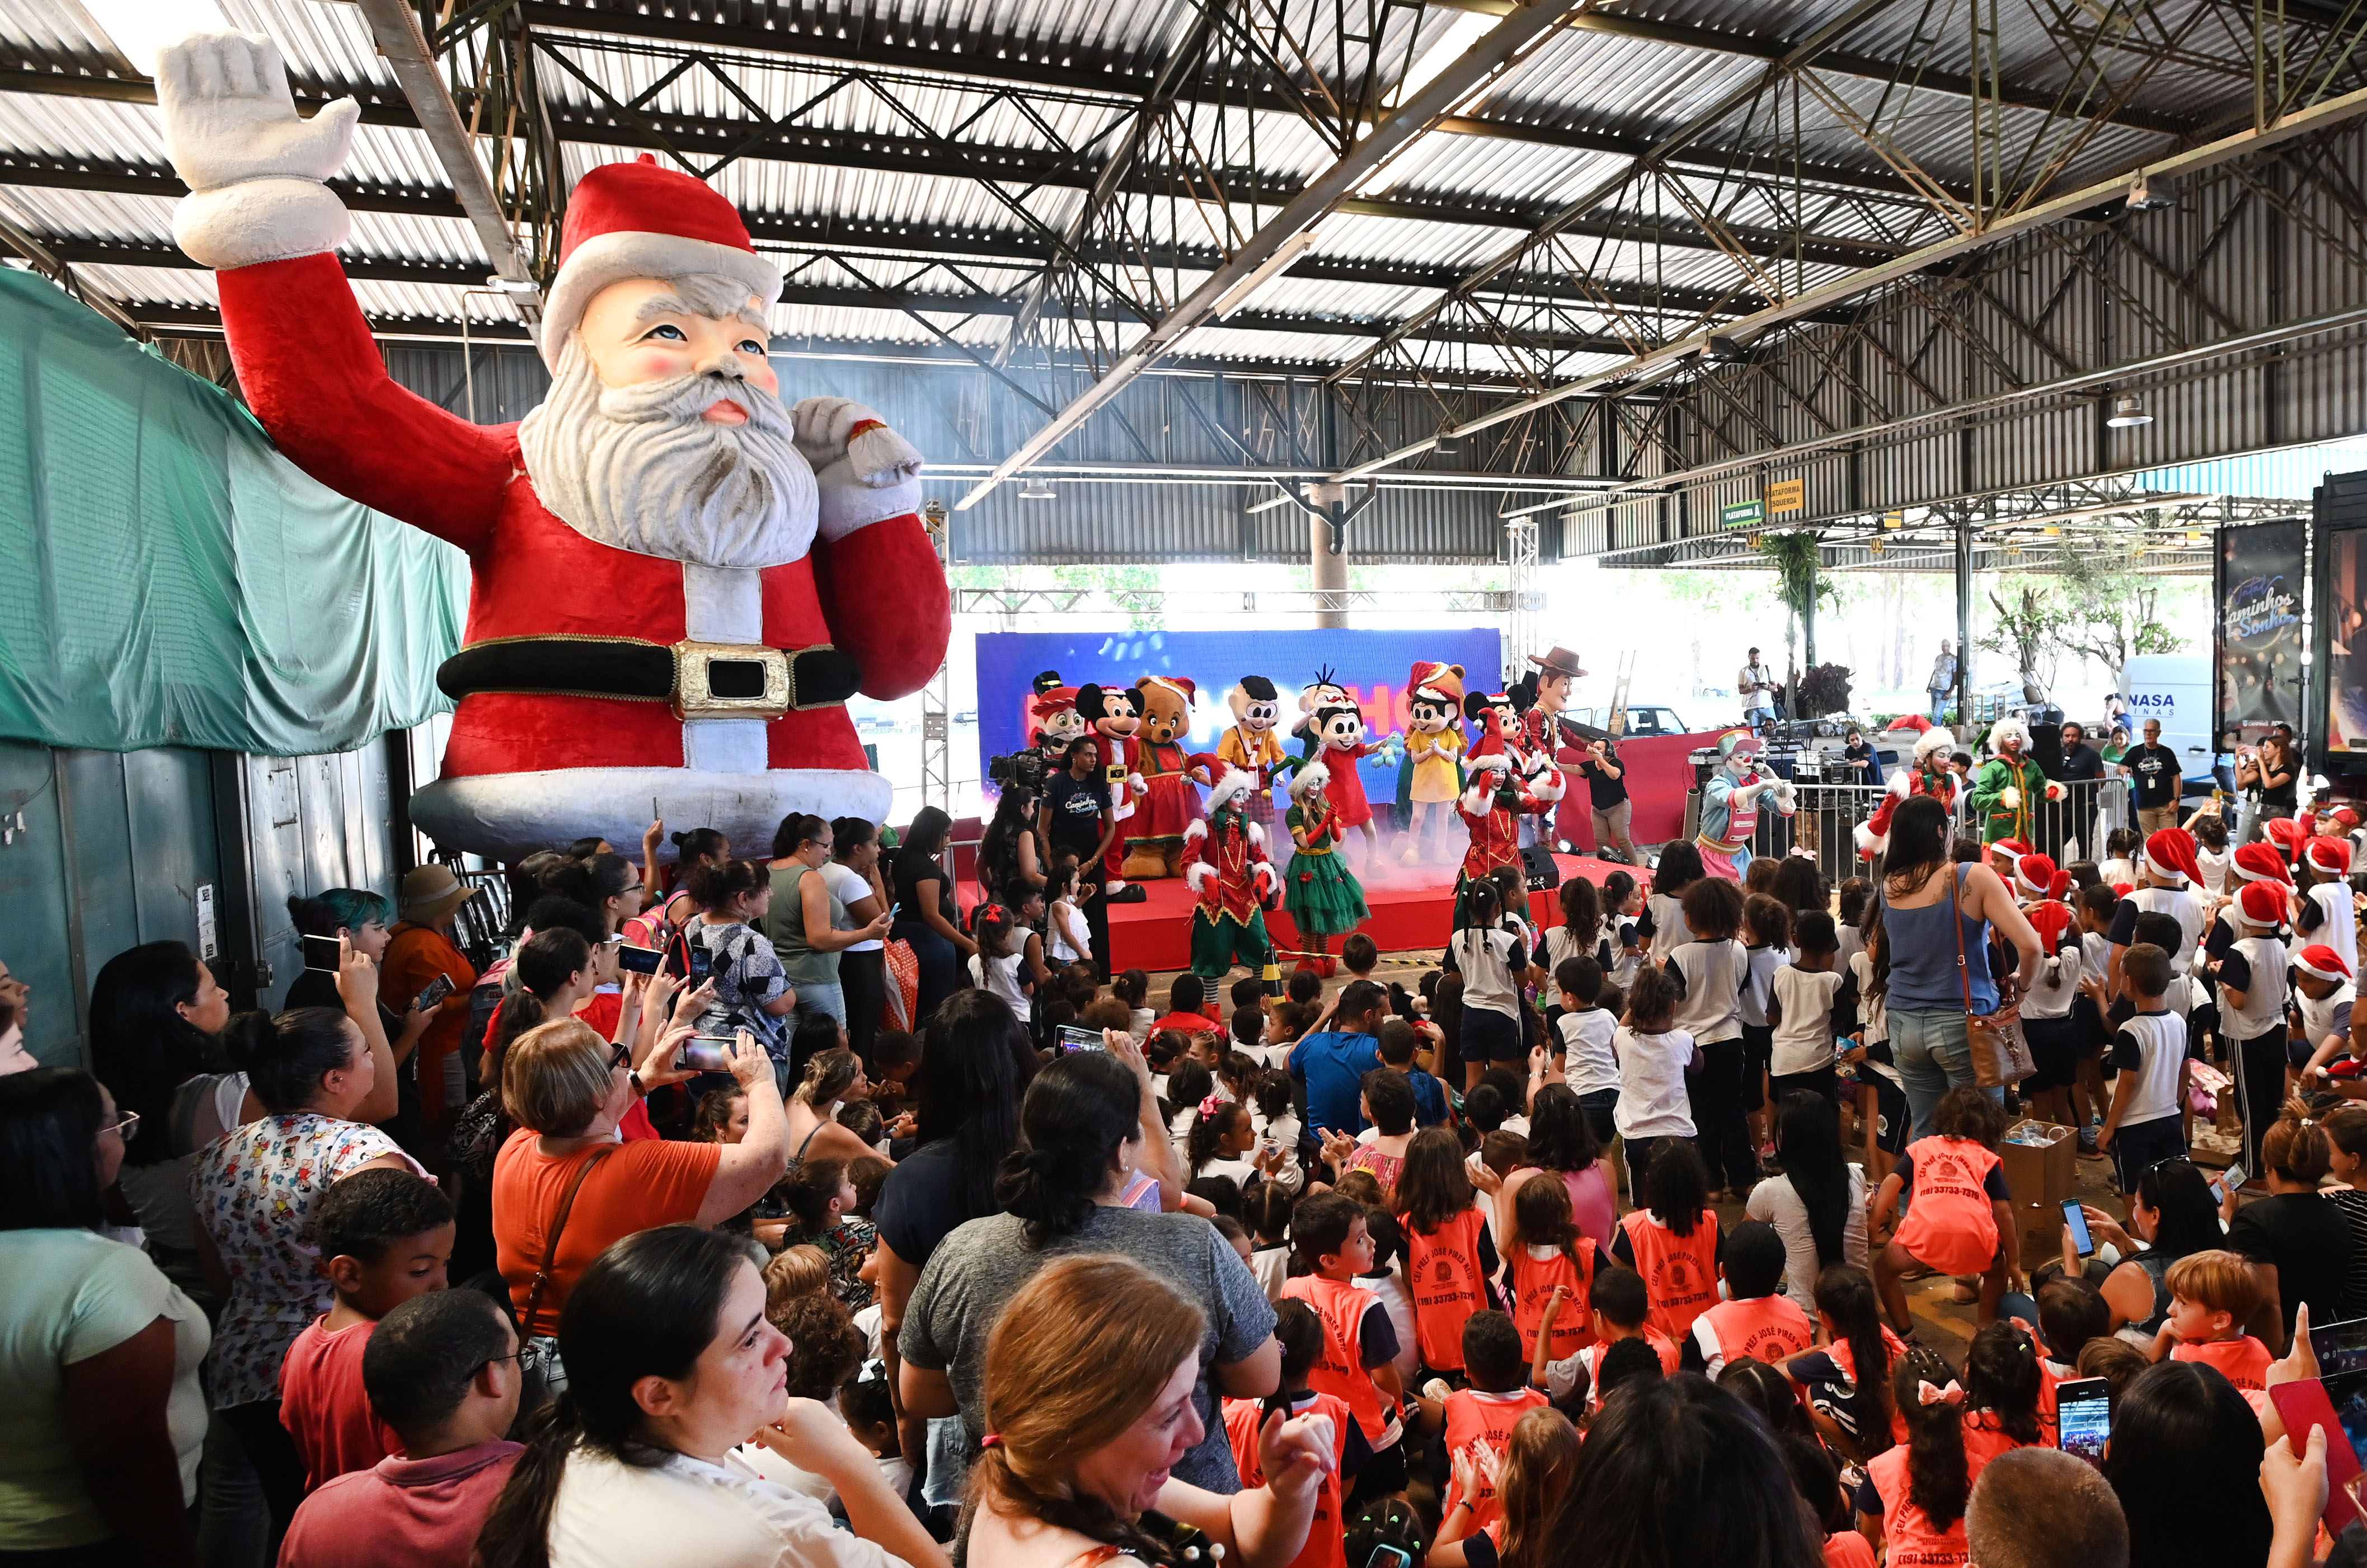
[1999,1118,2078,1261]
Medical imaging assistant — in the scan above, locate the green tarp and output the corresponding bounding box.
[0,268,466,755]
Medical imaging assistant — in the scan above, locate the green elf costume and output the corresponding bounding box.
[1970,714,2064,846]
[1185,766,1282,988]
[1284,758,1372,963]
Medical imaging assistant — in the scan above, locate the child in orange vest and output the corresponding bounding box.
[1393,1127,1498,1375]
[1279,1191,1406,1500]
[1858,1345,1981,1567]
[1683,1219,1811,1377]
[1222,1298,1360,1568]
[1959,1319,2045,1470]
[1529,1266,1678,1415]
[1871,1086,2019,1335]
[1610,1137,1723,1340]
[2152,1249,2273,1396]
[1788,1264,1906,1454]
[1508,1176,1598,1366]
[1412,1311,1545,1538]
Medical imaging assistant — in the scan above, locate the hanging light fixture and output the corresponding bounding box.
[1018,477,1056,501]
[2105,394,2153,428]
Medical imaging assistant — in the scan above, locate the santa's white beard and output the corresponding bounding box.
[518,334,819,569]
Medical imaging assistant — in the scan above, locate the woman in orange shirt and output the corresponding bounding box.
[379,865,481,1139]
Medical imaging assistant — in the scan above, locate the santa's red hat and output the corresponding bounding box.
[2234,880,2288,929]
[2013,852,2060,897]
[2266,815,2309,860]
[2026,897,2074,952]
[2233,842,2293,885]
[2112,881,2135,898]
[2297,943,2354,983]
[541,155,783,368]
[2308,836,2354,875]
[1886,714,1934,734]
[2144,828,2201,885]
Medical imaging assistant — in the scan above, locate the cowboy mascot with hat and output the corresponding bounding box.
[1184,768,1281,989]
[1856,717,1959,859]
[1515,646,1585,846]
[1972,716,2065,847]
[1698,730,1795,883]
[1394,660,1468,864]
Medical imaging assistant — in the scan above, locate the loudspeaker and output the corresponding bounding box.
[1521,844,1561,891]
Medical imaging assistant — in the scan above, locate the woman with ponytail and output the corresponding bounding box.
[899,1047,1279,1501]
[475,1225,945,1568]
[964,1255,1328,1568]
[191,1007,425,1545]
[1788,1264,1905,1458]
[657,827,730,933]
[1856,1345,1976,1564]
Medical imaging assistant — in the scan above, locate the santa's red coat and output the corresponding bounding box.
[214,256,950,851]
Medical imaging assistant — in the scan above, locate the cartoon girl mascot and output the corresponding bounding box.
[1394,661,1468,865]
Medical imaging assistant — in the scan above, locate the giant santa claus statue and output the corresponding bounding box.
[153,33,950,858]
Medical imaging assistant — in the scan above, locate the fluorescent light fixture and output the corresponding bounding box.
[78,0,231,75]
[1017,478,1056,501]
[2105,394,2153,428]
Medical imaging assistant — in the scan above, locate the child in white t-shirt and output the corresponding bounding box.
[1613,966,1699,1142]
[1768,910,1849,1102]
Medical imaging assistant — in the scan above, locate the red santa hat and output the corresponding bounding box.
[2025,896,2074,952]
[2013,852,2060,898]
[2233,879,2289,929]
[2308,836,2354,876]
[2232,842,2294,885]
[1988,837,2033,864]
[2111,881,2135,898]
[2143,828,2201,885]
[541,155,783,368]
[2296,943,2354,983]
[2266,815,2309,861]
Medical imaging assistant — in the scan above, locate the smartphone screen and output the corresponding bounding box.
[1364,1549,1415,1568]
[2314,1317,2367,1376]
[2055,1377,2112,1462]
[2322,1369,2367,1470]
[688,945,712,980]
[2061,1199,2094,1257]
[618,943,664,975]
[2211,1162,2246,1203]
[412,973,455,1011]
[1055,1024,1105,1053]
[677,1036,734,1073]
[301,933,342,974]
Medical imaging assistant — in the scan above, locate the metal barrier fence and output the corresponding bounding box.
[1722,776,2130,885]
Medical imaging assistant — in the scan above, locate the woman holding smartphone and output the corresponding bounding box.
[2064,1158,2227,1339]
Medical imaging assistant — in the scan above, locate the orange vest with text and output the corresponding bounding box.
[1403,1207,1490,1371]
[1281,1275,1391,1443]
[1892,1136,2003,1278]
[1511,1239,1598,1364]
[1439,1387,1549,1534]
[1619,1208,1722,1340]
[1223,1392,1350,1568]
[1699,1292,1814,1372]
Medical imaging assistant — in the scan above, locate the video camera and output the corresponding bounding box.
[987,749,1046,796]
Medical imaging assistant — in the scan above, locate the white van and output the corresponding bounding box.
[2120,654,2216,789]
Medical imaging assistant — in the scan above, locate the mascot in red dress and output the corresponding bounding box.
[153,32,948,858]
[1856,717,1960,860]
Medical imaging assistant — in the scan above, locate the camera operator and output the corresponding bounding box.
[1038,736,1119,979]
[977,754,1048,909]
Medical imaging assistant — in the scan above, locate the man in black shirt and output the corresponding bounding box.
[1575,737,1636,863]
[2119,717,2182,833]
[1037,736,1119,971]
[2057,722,2105,782]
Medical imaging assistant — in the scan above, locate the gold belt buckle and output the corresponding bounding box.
[671,640,792,720]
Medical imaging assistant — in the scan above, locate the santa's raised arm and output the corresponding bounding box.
[156,32,950,857]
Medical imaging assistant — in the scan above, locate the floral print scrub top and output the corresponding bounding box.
[190,1112,424,1407]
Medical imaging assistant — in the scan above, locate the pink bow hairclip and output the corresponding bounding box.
[1200,1093,1228,1119]
[1917,1380,1966,1407]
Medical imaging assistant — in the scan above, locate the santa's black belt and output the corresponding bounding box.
[437,636,859,721]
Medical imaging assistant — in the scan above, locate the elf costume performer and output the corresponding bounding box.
[1856,717,1960,858]
[1394,661,1468,864]
[1456,690,1562,926]
[1971,716,2065,847]
[1184,768,1281,988]
[151,33,947,859]
[1697,731,1795,882]
[1284,760,1370,962]
[1218,675,1291,832]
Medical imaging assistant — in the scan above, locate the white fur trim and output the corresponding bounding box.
[541,229,783,370]
[1246,820,1266,848]
[2044,781,2067,801]
[1532,771,1565,803]
[1253,863,1277,898]
[1854,821,1883,855]
[1462,781,1495,815]
[816,459,923,544]
[410,765,890,863]
[1469,752,1510,773]
[1989,716,2033,754]
[173,177,350,270]
[1184,818,1209,843]
[1289,759,1331,799]
[1208,767,1256,814]
[683,563,763,643]
[1185,862,1213,894]
[1913,725,1955,762]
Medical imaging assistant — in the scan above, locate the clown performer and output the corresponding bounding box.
[1123,675,1213,880]
[1856,718,1959,860]
[1972,716,2065,847]
[1076,682,1146,899]
[1456,689,1561,927]
[1302,669,1381,868]
[1283,760,1371,968]
[150,36,948,861]
[1183,768,1281,992]
[1218,675,1291,833]
[1697,731,1796,884]
[1393,661,1468,865]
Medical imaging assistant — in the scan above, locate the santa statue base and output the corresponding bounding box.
[411,765,891,864]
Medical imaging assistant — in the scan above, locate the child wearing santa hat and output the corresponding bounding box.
[2215,879,2294,1177]
[2106,829,2209,983]
[2295,836,2360,981]
[2293,945,2362,1094]
[2014,852,2086,1133]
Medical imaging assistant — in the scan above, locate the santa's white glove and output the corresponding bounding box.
[2044,781,2067,802]
[2000,787,2022,809]
[813,455,923,543]
[157,33,359,270]
[791,397,923,487]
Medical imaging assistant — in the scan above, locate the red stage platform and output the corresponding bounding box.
[1105,852,1631,973]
